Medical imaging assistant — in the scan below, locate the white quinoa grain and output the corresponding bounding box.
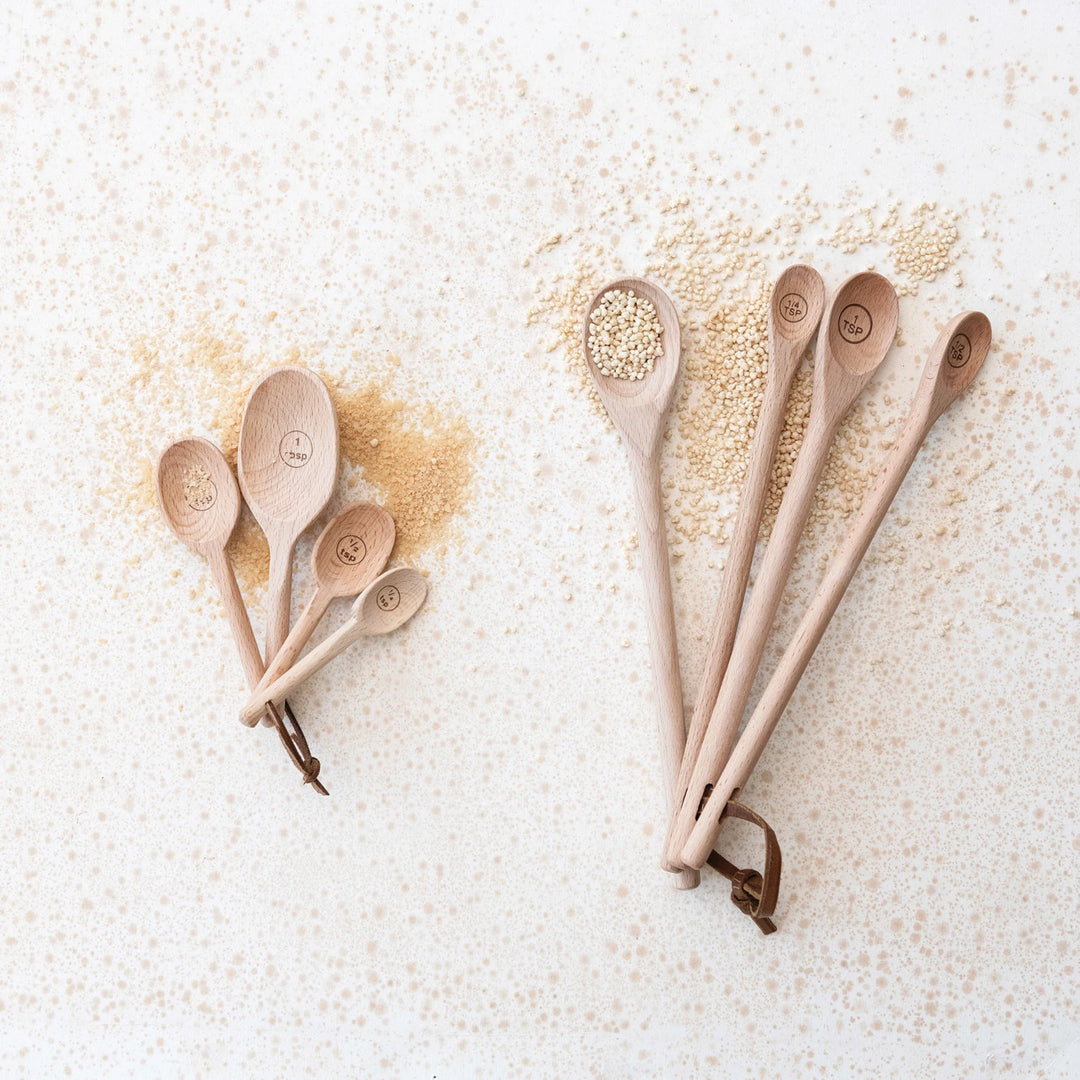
[587,289,664,380]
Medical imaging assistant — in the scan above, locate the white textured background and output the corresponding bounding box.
[3,2,1079,1077]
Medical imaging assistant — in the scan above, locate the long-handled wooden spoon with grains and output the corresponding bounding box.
[663,265,824,875]
[241,500,396,727]
[238,366,339,722]
[583,278,699,890]
[240,566,428,725]
[665,271,899,871]
[679,311,991,870]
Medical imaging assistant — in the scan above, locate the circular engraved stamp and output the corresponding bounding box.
[185,479,217,512]
[279,430,313,468]
[947,332,972,369]
[336,534,367,565]
[778,292,808,323]
[837,303,873,344]
[376,584,401,612]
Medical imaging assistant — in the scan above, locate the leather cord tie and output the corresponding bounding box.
[265,699,329,796]
[704,797,782,936]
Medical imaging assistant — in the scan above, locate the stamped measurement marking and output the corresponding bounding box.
[279,430,313,468]
[376,584,401,611]
[336,534,367,565]
[838,303,873,344]
[185,480,217,512]
[947,332,972,368]
[778,292,808,323]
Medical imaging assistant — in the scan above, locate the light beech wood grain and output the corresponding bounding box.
[583,277,699,890]
[156,436,265,692]
[662,265,824,874]
[679,311,991,869]
[237,366,339,722]
[240,566,428,724]
[239,501,395,727]
[665,272,899,870]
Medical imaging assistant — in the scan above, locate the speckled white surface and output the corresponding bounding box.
[3,2,1080,1077]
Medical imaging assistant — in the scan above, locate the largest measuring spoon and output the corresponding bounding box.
[238,366,339,672]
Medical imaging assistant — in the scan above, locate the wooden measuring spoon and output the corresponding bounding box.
[237,366,339,671]
[242,501,396,727]
[680,311,991,869]
[664,266,824,875]
[665,271,899,871]
[583,277,698,890]
[156,436,265,690]
[240,566,428,724]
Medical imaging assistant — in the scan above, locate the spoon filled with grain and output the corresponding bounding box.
[241,500,396,727]
[157,436,328,792]
[665,270,899,871]
[583,277,698,891]
[157,436,266,691]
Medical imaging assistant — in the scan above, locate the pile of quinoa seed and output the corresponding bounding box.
[525,189,965,548]
[587,289,664,380]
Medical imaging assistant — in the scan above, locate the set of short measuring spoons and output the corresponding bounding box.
[585,269,991,929]
[156,367,428,795]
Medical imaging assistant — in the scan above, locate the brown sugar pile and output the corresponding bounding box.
[103,319,475,597]
[209,371,475,590]
[330,381,475,565]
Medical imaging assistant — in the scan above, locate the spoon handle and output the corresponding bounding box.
[679,400,939,867]
[664,349,800,872]
[265,542,295,671]
[206,545,265,691]
[257,587,333,694]
[240,616,362,726]
[628,452,700,891]
[665,410,835,869]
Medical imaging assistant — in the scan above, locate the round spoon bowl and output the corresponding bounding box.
[825,272,900,376]
[311,501,396,599]
[938,310,992,395]
[582,277,682,414]
[237,366,339,529]
[351,566,429,635]
[770,264,826,345]
[156,437,241,554]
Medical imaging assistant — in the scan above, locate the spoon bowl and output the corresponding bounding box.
[770,264,826,347]
[582,277,682,455]
[238,366,339,525]
[927,310,992,409]
[156,437,241,556]
[237,365,339,668]
[351,565,429,635]
[311,501,396,600]
[825,271,900,377]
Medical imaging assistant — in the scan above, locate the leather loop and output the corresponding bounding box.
[705,796,782,935]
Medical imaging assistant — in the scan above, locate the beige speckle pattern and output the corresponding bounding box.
[3,3,1079,1077]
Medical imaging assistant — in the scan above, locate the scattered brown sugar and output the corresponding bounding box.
[329,379,475,565]
[103,318,476,595]
[212,371,476,571]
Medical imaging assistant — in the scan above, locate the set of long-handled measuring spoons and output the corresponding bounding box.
[585,268,991,930]
[155,366,428,794]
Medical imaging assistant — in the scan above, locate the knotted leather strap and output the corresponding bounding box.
[705,797,782,935]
